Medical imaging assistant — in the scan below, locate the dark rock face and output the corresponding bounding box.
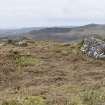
[81,37,105,59]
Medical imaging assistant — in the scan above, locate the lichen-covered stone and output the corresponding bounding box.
[81,37,105,59]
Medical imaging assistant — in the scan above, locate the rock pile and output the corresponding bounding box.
[81,37,105,59]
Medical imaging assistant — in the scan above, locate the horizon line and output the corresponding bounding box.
[0,23,105,30]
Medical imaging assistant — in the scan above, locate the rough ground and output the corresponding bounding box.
[1,40,105,105]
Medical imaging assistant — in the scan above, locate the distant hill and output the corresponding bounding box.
[0,27,42,37]
[27,24,105,41]
[1,24,105,41]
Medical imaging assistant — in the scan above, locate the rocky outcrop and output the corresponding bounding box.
[81,37,105,59]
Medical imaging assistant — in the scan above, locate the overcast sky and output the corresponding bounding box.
[0,0,105,28]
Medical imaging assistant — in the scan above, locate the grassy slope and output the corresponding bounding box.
[1,40,105,105]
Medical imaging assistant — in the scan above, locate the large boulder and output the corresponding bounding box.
[81,37,105,59]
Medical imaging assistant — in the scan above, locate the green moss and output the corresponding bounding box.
[9,50,40,66]
[23,96,46,105]
[15,56,40,66]
[2,96,46,105]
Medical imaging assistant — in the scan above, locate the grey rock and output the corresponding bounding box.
[81,37,105,59]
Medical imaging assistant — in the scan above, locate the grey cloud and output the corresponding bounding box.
[0,0,105,28]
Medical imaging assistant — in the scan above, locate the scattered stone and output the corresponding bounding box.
[15,40,28,47]
[81,37,105,59]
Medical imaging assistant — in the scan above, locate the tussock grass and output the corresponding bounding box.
[2,96,46,105]
[46,85,105,105]
[8,49,40,66]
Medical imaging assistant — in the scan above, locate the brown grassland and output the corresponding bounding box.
[1,40,105,105]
